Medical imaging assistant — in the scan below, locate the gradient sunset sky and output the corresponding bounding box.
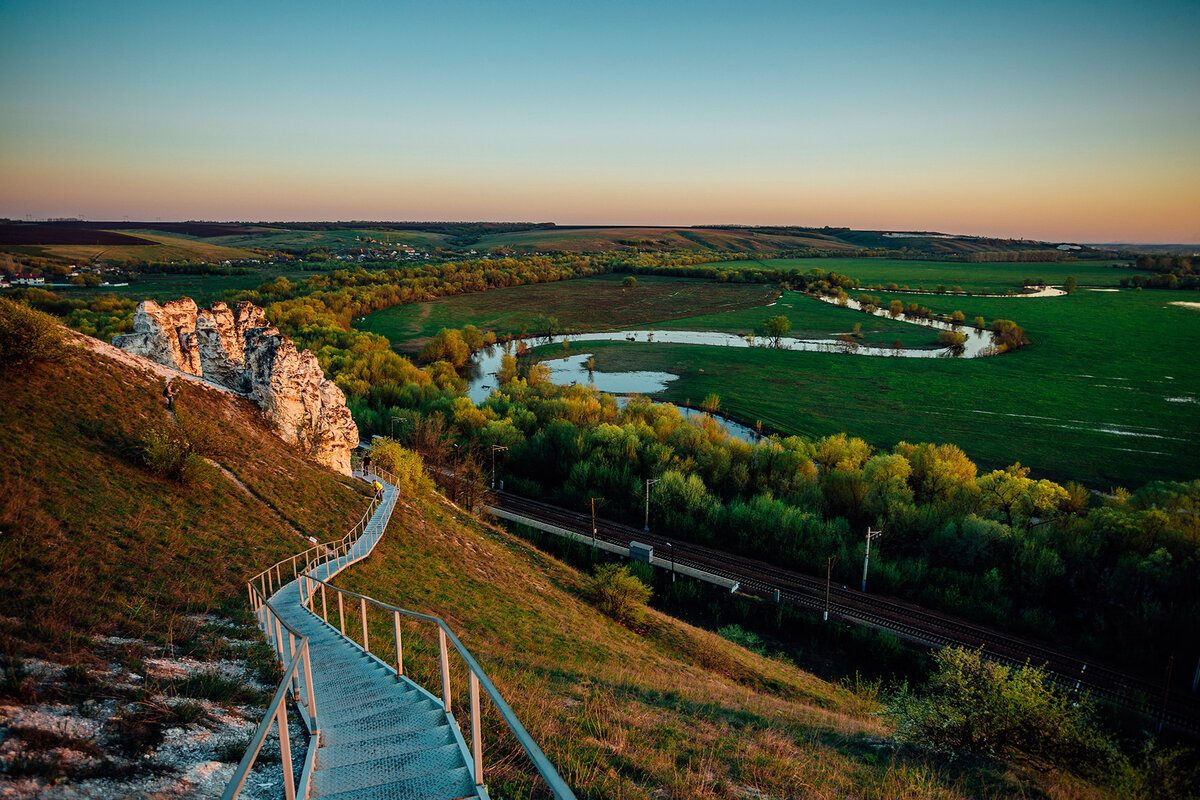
[2,0,1197,242]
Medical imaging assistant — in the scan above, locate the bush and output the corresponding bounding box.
[0,297,72,369]
[587,564,652,626]
[718,623,767,655]
[141,426,209,486]
[367,438,433,495]
[887,647,1114,770]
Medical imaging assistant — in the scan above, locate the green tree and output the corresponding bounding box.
[622,275,637,288]
[1065,275,1077,294]
[758,315,791,346]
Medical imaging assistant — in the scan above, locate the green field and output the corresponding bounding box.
[356,274,780,350]
[53,270,315,305]
[652,289,942,347]
[713,257,1140,293]
[196,227,448,251]
[550,289,1200,487]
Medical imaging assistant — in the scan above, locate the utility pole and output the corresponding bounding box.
[644,477,660,532]
[825,556,837,621]
[668,541,674,582]
[590,497,602,549]
[1159,653,1175,732]
[490,445,507,489]
[862,527,882,592]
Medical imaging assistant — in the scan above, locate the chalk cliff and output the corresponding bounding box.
[113,299,357,474]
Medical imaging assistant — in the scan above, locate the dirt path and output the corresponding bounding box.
[205,458,313,544]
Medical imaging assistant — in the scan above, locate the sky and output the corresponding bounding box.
[1,0,1198,242]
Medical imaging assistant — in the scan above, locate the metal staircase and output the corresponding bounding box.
[223,467,575,800]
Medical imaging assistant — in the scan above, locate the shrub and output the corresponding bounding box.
[587,564,652,626]
[141,426,209,486]
[718,623,767,655]
[887,647,1114,770]
[367,438,433,495]
[0,297,72,369]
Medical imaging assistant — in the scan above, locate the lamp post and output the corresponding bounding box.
[643,477,661,532]
[862,527,882,592]
[390,416,408,440]
[668,541,674,582]
[490,445,507,489]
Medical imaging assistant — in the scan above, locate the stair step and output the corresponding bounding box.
[259,481,481,799]
[314,724,457,770]
[312,760,478,800]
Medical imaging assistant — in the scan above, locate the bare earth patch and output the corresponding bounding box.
[1169,301,1200,310]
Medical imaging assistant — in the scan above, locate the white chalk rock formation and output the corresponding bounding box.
[113,299,357,474]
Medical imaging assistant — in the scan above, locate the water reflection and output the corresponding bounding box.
[466,299,1000,405]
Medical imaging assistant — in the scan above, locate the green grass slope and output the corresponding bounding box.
[0,340,370,662]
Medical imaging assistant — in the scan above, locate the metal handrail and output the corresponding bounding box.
[221,634,314,800]
[298,572,577,800]
[225,467,387,800]
[228,463,575,799]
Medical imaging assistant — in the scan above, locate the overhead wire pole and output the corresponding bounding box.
[590,496,603,550]
[644,477,660,532]
[862,527,882,592]
[490,445,508,489]
[825,556,837,621]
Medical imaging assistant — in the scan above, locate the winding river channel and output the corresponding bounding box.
[465,294,1010,402]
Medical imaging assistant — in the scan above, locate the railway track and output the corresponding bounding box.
[491,490,1200,734]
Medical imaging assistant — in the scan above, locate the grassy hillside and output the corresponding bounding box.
[0,339,369,662]
[330,487,1127,798]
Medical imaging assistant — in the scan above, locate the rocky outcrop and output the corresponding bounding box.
[113,299,357,474]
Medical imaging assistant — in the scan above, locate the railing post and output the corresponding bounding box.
[276,699,296,800]
[288,632,299,700]
[275,615,286,661]
[321,583,328,623]
[360,597,369,653]
[470,670,483,787]
[262,606,274,652]
[266,569,273,595]
[393,610,403,676]
[302,641,318,730]
[439,627,452,713]
[291,555,297,579]
[338,591,346,636]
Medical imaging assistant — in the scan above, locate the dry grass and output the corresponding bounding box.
[0,343,369,663]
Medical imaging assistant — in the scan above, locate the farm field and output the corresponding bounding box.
[529,288,1200,488]
[356,274,781,350]
[467,226,859,253]
[3,230,263,265]
[193,226,449,251]
[712,257,1139,293]
[53,270,318,305]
